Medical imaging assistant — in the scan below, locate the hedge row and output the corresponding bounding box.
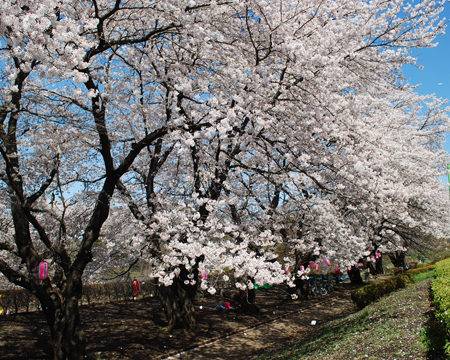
[0,289,40,315]
[351,265,435,309]
[80,280,156,305]
[431,258,450,356]
[0,280,156,315]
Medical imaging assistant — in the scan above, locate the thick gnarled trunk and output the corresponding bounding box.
[237,288,259,314]
[35,276,86,360]
[348,266,363,285]
[369,256,384,275]
[389,251,406,269]
[52,298,86,360]
[156,278,196,329]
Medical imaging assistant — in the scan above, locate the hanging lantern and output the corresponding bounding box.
[364,260,367,265]
[347,266,351,271]
[309,261,314,268]
[132,279,140,297]
[326,259,331,266]
[300,265,305,271]
[201,272,208,280]
[320,259,324,263]
[372,256,376,261]
[39,261,49,280]
[335,265,339,272]
[284,269,290,274]
[315,263,320,271]
[355,263,359,268]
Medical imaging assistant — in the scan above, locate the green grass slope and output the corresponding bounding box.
[255,272,445,360]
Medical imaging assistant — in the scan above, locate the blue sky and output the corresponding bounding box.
[401,3,450,183]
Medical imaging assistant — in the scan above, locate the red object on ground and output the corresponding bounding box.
[39,261,49,280]
[132,279,140,297]
[224,302,231,309]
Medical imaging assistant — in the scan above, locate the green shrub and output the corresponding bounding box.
[350,266,435,309]
[406,265,435,276]
[431,258,450,357]
[351,272,413,309]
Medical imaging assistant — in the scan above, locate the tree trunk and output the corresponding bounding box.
[369,256,384,275]
[348,266,363,285]
[294,278,307,298]
[238,277,259,314]
[155,263,200,330]
[376,256,384,274]
[52,297,86,360]
[156,279,196,329]
[35,279,86,360]
[389,251,406,269]
[237,289,259,314]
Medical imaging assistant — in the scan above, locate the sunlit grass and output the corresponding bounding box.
[413,269,435,283]
[254,278,433,360]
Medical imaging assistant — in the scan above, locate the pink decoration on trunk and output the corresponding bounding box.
[326,259,331,266]
[39,261,49,280]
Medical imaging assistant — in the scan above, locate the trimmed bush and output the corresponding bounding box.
[351,265,435,309]
[0,289,40,315]
[407,265,435,276]
[431,258,450,356]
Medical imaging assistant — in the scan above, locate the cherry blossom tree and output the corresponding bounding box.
[99,0,450,322]
[0,0,206,358]
[0,0,449,359]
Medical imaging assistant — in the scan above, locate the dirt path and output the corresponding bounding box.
[0,283,360,359]
[160,293,357,360]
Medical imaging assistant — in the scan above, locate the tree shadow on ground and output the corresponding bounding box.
[0,283,357,360]
[422,309,447,360]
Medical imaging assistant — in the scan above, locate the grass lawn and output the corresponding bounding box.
[254,270,446,360]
